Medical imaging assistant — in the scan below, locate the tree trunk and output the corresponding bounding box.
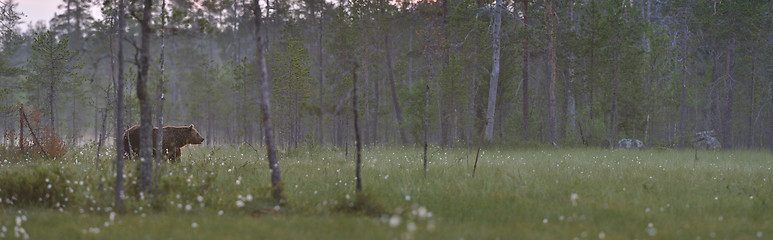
[384,27,407,145]
[747,53,755,148]
[546,0,557,145]
[48,82,55,130]
[709,50,720,138]
[137,0,154,195]
[114,0,126,210]
[155,0,167,165]
[423,83,429,179]
[722,34,735,149]
[484,0,501,141]
[610,55,618,148]
[317,11,325,145]
[678,53,688,149]
[253,1,282,204]
[521,0,530,141]
[769,82,773,151]
[352,64,362,193]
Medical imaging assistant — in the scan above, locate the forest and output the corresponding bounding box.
[1,0,772,150]
[0,0,772,239]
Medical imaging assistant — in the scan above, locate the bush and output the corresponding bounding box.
[2,106,67,159]
[0,164,75,208]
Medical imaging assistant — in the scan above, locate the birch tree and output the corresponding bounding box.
[135,0,153,194]
[253,0,282,204]
[113,0,126,210]
[483,0,501,141]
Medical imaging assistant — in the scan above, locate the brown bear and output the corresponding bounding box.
[122,124,204,162]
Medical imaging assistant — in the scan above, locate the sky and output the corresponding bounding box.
[16,0,102,30]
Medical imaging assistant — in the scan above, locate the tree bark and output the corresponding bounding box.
[769,82,773,151]
[381,3,407,145]
[352,64,362,193]
[722,33,735,149]
[546,0,557,145]
[747,53,755,148]
[114,0,126,210]
[317,8,325,145]
[678,50,688,149]
[423,83,429,179]
[521,0,530,141]
[484,0,501,141]
[709,49,720,138]
[610,55,618,148]
[137,0,154,195]
[253,1,282,204]
[155,0,167,165]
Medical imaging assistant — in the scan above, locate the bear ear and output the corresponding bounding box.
[188,124,194,129]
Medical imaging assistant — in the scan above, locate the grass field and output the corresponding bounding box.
[1,144,772,239]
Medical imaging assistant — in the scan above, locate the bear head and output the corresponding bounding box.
[187,124,205,144]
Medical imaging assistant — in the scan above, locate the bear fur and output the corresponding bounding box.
[123,124,205,162]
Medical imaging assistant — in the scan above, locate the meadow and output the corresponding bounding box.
[1,144,772,239]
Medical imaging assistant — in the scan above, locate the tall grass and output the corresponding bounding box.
[1,144,771,239]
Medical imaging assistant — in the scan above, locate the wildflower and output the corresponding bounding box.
[570,193,579,206]
[389,215,401,227]
[646,223,657,236]
[417,207,428,219]
[191,222,198,228]
[407,222,417,232]
[235,200,245,208]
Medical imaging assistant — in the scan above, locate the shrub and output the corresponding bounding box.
[3,106,67,159]
[0,164,75,208]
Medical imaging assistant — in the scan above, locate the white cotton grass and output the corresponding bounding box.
[389,215,401,227]
[570,193,579,206]
[646,222,657,236]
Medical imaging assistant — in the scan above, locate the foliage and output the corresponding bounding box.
[2,105,67,158]
[0,163,75,208]
[0,145,771,239]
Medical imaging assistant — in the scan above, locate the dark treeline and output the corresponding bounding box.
[0,0,772,150]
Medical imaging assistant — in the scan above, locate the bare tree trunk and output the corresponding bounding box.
[253,1,282,204]
[423,83,429,179]
[114,0,126,210]
[747,53,755,148]
[484,0,502,141]
[137,0,154,195]
[352,64,362,193]
[381,8,407,145]
[521,0,530,141]
[155,0,167,165]
[409,27,414,92]
[722,33,735,149]
[546,0,557,145]
[610,55,618,148]
[678,56,688,149]
[709,50,720,138]
[48,82,56,131]
[317,10,325,145]
[769,82,773,151]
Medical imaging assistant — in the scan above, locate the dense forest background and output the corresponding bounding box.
[0,0,771,150]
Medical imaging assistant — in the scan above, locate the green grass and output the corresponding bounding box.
[1,145,772,239]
